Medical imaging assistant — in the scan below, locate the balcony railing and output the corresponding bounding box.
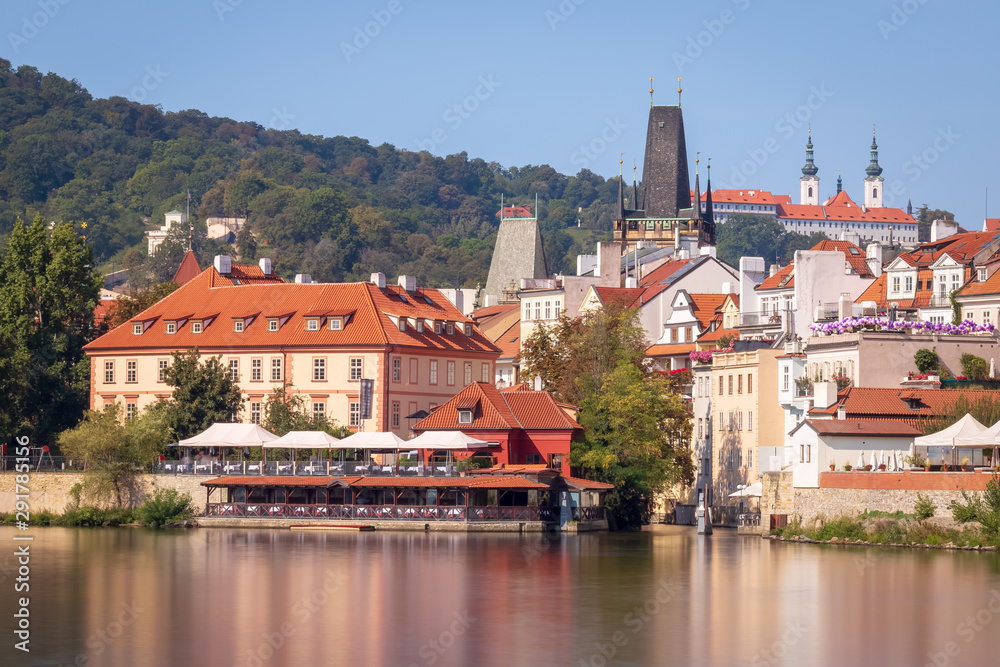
[205,503,560,522]
[737,310,789,328]
[928,294,952,308]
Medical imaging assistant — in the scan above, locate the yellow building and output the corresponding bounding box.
[709,348,782,514]
[84,260,500,436]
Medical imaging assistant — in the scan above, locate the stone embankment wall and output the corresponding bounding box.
[762,470,998,529]
[0,472,215,515]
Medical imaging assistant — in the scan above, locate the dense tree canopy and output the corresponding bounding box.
[0,61,616,290]
[0,215,100,446]
[163,348,244,440]
[716,214,831,270]
[520,305,694,529]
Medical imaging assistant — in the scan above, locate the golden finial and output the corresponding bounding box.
[619,152,624,176]
[677,77,682,106]
[649,77,654,107]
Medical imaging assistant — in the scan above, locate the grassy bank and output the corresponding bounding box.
[772,515,1000,549]
[1,489,194,528]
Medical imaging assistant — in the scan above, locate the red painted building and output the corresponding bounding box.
[413,382,581,475]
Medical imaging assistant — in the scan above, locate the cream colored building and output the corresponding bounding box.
[84,260,500,436]
[709,348,782,510]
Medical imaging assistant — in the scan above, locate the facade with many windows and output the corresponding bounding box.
[85,262,500,436]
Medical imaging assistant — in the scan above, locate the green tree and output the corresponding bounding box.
[960,353,989,380]
[0,216,101,446]
[950,475,1000,538]
[163,347,243,440]
[58,403,172,507]
[916,206,956,243]
[716,214,785,270]
[914,349,939,374]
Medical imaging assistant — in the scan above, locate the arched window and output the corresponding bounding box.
[808,186,813,197]
[872,187,878,198]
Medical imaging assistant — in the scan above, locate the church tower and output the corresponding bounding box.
[799,130,819,205]
[864,129,884,208]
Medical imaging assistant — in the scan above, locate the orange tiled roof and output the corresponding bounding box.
[810,240,874,278]
[563,476,614,490]
[646,343,696,357]
[493,320,520,360]
[985,219,1000,232]
[856,269,937,309]
[94,299,116,326]
[173,251,201,285]
[697,327,738,344]
[208,263,286,287]
[688,294,729,328]
[698,188,777,206]
[757,263,795,291]
[84,267,498,354]
[593,286,644,309]
[959,268,1000,297]
[414,382,580,432]
[803,419,921,437]
[467,476,550,489]
[470,303,517,323]
[633,258,694,305]
[808,387,1000,419]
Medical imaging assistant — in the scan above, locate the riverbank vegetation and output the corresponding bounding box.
[772,476,1000,549]
[1,488,194,528]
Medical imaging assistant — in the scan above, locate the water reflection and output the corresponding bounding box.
[3,526,999,666]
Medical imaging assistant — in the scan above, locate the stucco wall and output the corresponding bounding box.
[0,472,218,515]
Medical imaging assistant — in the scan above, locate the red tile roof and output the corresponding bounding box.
[563,476,614,490]
[646,343,696,357]
[94,299,116,326]
[414,382,580,432]
[856,269,937,309]
[808,387,1000,420]
[985,219,1000,232]
[757,263,795,290]
[467,476,550,489]
[208,263,286,287]
[593,286,644,309]
[494,320,520,360]
[173,251,202,285]
[470,303,518,323]
[688,293,729,328]
[697,327,739,344]
[958,268,1000,297]
[698,189,777,206]
[803,419,921,437]
[85,267,499,354]
[201,476,338,487]
[633,258,694,305]
[810,240,874,278]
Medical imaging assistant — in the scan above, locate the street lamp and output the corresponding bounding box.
[736,484,747,519]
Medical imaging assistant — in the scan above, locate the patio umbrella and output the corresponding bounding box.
[991,358,996,378]
[266,431,342,467]
[727,482,762,497]
[338,431,408,473]
[878,450,885,470]
[176,423,279,472]
[856,450,865,469]
[407,430,493,470]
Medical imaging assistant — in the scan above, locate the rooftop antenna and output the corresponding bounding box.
[186,189,193,252]
[677,77,682,106]
[649,77,654,107]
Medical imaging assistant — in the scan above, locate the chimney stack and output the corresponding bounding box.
[213,255,232,275]
[398,275,416,292]
[294,274,312,284]
[259,257,272,276]
[370,272,386,289]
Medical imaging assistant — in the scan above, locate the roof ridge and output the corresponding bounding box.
[360,282,390,346]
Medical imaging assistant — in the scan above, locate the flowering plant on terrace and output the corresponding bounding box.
[809,317,996,336]
[689,350,715,364]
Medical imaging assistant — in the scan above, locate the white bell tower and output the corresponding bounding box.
[799,130,819,206]
[863,127,884,208]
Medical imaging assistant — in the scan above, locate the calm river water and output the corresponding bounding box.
[3,525,1000,667]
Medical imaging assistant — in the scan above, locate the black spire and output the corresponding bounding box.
[801,132,818,177]
[617,173,625,221]
[704,163,716,245]
[632,165,638,212]
[907,198,913,216]
[639,105,691,218]
[693,158,701,220]
[866,131,883,178]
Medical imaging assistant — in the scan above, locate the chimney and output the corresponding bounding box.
[813,381,839,409]
[259,257,271,276]
[769,264,780,277]
[370,272,386,289]
[213,255,232,275]
[294,274,312,284]
[398,275,416,292]
[866,243,883,278]
[838,294,854,319]
[721,281,735,295]
[837,407,846,420]
[625,276,638,288]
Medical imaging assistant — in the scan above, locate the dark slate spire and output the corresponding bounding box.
[801,131,818,177]
[704,162,716,244]
[639,105,691,218]
[632,164,638,211]
[866,129,883,177]
[693,156,701,220]
[907,198,913,216]
[616,166,626,221]
[836,172,842,193]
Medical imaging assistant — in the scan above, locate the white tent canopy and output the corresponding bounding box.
[176,423,279,447]
[913,414,987,448]
[728,482,762,498]
[265,431,342,449]
[337,431,407,449]
[954,419,1000,448]
[407,430,493,450]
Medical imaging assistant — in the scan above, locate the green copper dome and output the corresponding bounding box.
[801,134,818,177]
[866,136,883,177]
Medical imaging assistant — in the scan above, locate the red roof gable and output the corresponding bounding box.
[494,320,520,360]
[172,251,202,285]
[414,382,580,432]
[593,286,643,309]
[757,263,795,291]
[84,267,499,354]
[633,258,694,305]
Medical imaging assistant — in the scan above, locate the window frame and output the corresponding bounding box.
[125,360,137,384]
[270,357,283,382]
[251,358,262,382]
[228,359,239,382]
[313,357,327,382]
[349,357,363,382]
[104,360,115,384]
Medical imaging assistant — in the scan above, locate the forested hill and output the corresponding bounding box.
[0,61,618,287]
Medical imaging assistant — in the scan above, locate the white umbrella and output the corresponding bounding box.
[991,358,996,378]
[878,450,885,470]
[407,430,493,470]
[727,481,763,498]
[177,423,279,447]
[338,431,407,448]
[856,450,865,469]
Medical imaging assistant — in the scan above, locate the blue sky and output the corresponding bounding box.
[2,0,995,227]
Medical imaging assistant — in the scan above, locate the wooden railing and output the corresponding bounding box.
[205,503,562,522]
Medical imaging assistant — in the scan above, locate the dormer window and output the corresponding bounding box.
[458,409,472,424]
[234,320,244,332]
[329,318,342,331]
[306,319,319,331]
[447,323,454,335]
[434,321,442,334]
[979,268,988,282]
[416,320,424,333]
[191,321,202,334]
[133,323,142,335]
[463,323,473,336]
[166,322,176,335]
[398,318,406,332]
[268,319,279,332]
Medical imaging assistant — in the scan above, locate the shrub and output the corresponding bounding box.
[950,474,1000,537]
[914,493,936,521]
[960,353,990,381]
[135,489,193,528]
[914,349,939,374]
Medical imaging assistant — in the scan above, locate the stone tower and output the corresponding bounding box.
[484,201,547,306]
